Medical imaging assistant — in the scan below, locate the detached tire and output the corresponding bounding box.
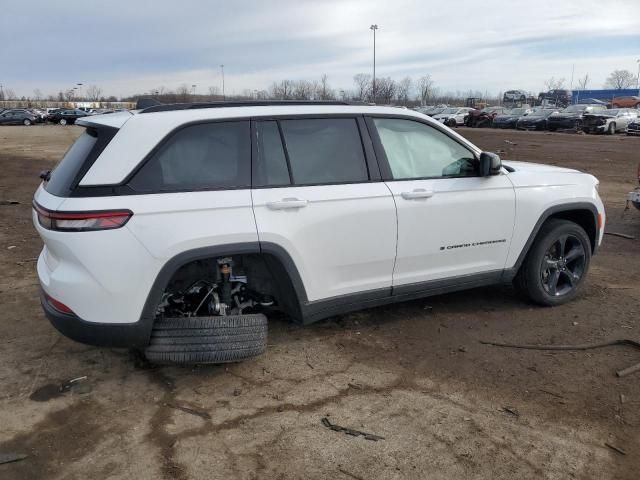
[145,314,267,364]
[514,219,591,306]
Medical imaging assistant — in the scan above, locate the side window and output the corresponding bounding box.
[129,121,250,192]
[254,121,291,187]
[373,118,477,179]
[279,118,369,185]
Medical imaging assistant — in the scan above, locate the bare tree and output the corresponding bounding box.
[375,77,397,104]
[396,77,412,105]
[604,69,636,89]
[576,74,589,90]
[176,84,191,102]
[85,85,103,102]
[208,86,220,97]
[33,89,43,101]
[353,73,371,101]
[317,74,335,100]
[270,80,295,99]
[544,77,565,91]
[417,75,435,105]
[293,80,314,100]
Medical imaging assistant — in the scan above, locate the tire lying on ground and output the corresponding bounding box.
[145,314,268,364]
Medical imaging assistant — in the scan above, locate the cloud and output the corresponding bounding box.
[1,0,639,98]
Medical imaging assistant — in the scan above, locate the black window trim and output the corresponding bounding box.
[364,114,483,182]
[67,113,479,198]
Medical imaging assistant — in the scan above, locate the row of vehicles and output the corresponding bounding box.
[505,89,640,110]
[418,104,640,134]
[0,107,116,126]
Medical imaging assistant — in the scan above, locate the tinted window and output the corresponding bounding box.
[254,121,290,186]
[373,118,477,179]
[129,121,250,192]
[45,130,99,196]
[279,118,368,185]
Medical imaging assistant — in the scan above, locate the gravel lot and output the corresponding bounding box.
[0,124,639,480]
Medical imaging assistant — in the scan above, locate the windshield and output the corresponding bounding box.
[507,108,526,115]
[441,108,459,114]
[426,107,445,114]
[563,105,585,113]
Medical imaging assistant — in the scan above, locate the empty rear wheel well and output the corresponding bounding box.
[156,252,303,323]
[545,209,597,252]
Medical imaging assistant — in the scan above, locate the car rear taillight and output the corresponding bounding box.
[45,293,74,314]
[33,202,132,232]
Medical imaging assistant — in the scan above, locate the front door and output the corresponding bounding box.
[367,116,516,289]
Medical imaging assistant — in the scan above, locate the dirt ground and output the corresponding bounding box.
[1,124,639,480]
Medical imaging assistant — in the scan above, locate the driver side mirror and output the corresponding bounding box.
[479,152,502,177]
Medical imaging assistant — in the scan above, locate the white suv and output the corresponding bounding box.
[33,101,605,364]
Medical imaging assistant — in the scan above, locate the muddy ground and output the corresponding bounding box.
[0,125,639,480]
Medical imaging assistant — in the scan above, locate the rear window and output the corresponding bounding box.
[45,130,99,196]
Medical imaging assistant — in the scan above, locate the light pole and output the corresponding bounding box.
[192,84,197,96]
[220,65,225,100]
[370,25,378,103]
[76,83,83,101]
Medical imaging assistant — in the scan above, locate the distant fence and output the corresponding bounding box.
[0,100,136,109]
[573,89,638,104]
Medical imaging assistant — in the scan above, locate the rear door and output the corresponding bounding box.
[251,117,397,303]
[367,116,515,290]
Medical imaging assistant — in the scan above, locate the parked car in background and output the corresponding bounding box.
[432,107,473,127]
[503,90,527,103]
[492,107,532,129]
[611,96,640,109]
[515,109,558,130]
[626,118,640,136]
[583,109,638,135]
[538,89,572,108]
[547,104,607,131]
[47,109,90,125]
[0,109,38,126]
[466,106,509,128]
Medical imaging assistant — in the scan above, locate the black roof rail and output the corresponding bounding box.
[138,100,368,114]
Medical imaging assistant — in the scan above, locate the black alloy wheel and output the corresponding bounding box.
[540,234,586,297]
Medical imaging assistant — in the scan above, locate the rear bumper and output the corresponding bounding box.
[40,289,153,348]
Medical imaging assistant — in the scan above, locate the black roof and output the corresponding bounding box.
[137,99,363,114]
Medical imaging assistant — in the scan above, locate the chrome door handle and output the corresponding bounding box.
[266,198,308,210]
[401,189,434,200]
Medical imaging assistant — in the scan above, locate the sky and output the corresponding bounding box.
[1,0,639,99]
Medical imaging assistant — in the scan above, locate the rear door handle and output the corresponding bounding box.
[266,198,308,210]
[401,189,434,200]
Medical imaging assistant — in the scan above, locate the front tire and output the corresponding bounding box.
[145,314,268,364]
[514,219,591,306]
